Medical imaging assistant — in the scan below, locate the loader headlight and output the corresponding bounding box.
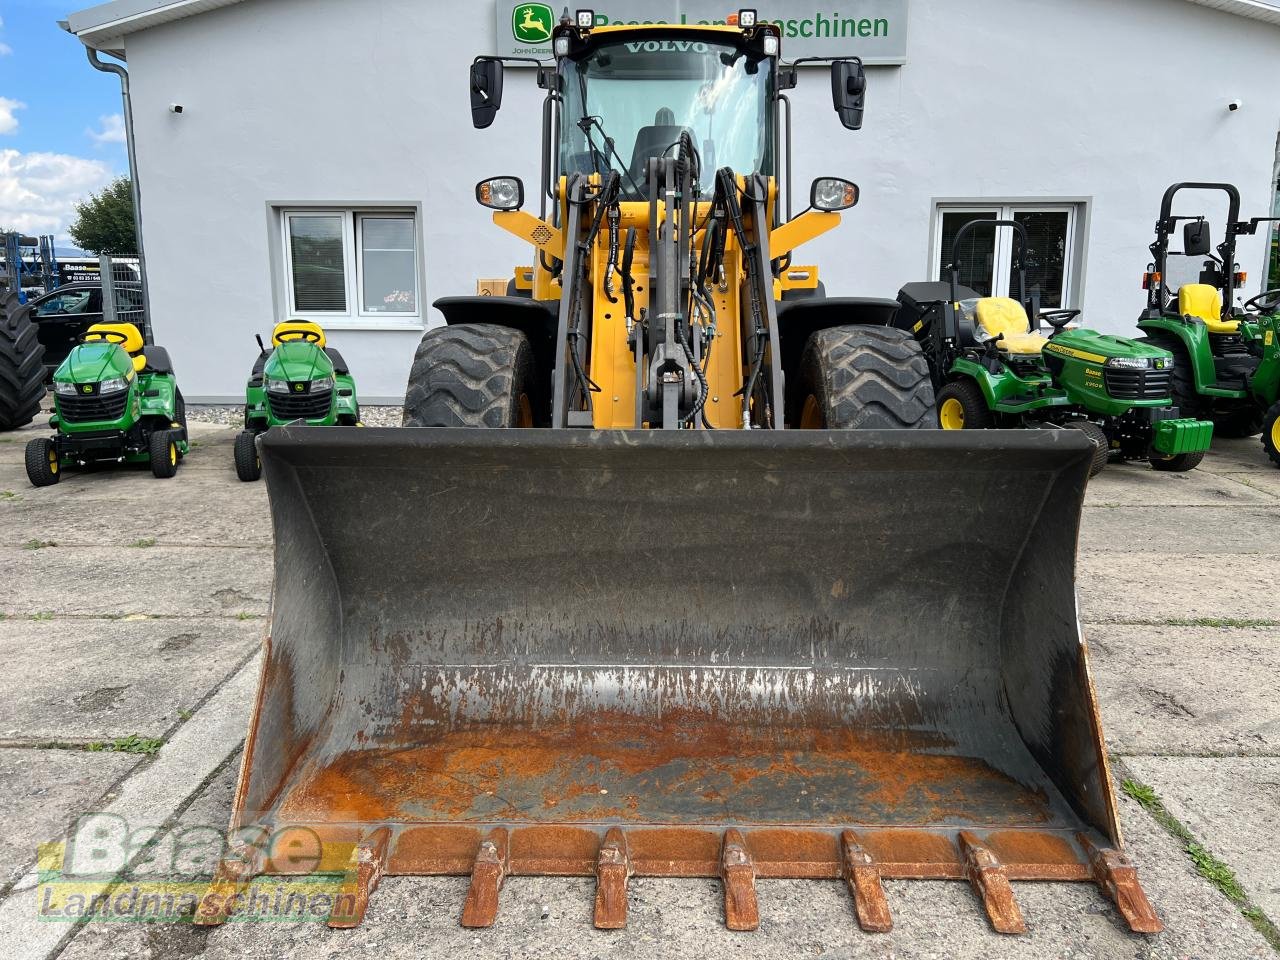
[54,381,78,396]
[1107,357,1151,370]
[310,376,334,393]
[810,177,860,212]
[476,177,525,211]
[266,377,290,394]
[98,376,130,394]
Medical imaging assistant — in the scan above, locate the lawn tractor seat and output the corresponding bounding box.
[974,298,1048,355]
[85,322,148,373]
[1179,284,1239,334]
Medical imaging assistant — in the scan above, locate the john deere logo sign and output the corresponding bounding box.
[496,1,909,64]
[513,3,554,43]
[82,385,93,394]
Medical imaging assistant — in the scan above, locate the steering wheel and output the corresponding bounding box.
[1041,309,1081,331]
[83,329,129,346]
[1244,289,1280,315]
[276,329,324,344]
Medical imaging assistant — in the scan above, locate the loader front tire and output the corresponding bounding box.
[794,326,935,429]
[403,324,535,428]
[0,292,46,431]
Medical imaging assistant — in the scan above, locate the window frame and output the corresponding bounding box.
[931,201,1083,310]
[278,207,423,329]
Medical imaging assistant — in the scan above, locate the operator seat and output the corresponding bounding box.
[973,298,1048,355]
[84,322,149,373]
[628,108,692,186]
[1178,284,1239,334]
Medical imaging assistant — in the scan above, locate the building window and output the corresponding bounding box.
[933,204,1081,309]
[282,210,420,322]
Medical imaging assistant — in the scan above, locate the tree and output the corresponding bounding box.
[69,178,137,255]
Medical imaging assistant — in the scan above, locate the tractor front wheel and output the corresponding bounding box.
[1063,421,1110,477]
[1150,450,1205,473]
[150,430,179,479]
[936,379,992,430]
[403,325,535,428]
[794,326,935,429]
[234,430,262,482]
[25,437,60,487]
[1263,402,1280,468]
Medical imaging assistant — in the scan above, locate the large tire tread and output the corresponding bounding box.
[403,324,534,428]
[795,326,935,429]
[0,292,47,431]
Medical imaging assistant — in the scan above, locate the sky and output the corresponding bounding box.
[0,0,127,250]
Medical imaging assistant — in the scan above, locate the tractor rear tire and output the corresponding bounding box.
[1150,450,1205,473]
[794,326,935,429]
[936,379,992,430]
[1262,402,1280,468]
[234,430,262,482]
[150,429,179,479]
[25,437,60,487]
[1137,333,1206,418]
[1212,407,1264,439]
[0,292,46,431]
[1063,421,1110,477]
[403,324,535,428]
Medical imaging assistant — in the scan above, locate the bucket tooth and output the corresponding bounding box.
[840,830,892,933]
[328,827,391,929]
[193,846,257,927]
[720,829,759,932]
[594,827,631,930]
[461,828,510,928]
[958,832,1026,935]
[1078,834,1163,934]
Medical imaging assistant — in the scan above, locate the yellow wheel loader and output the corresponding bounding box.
[202,12,1160,938]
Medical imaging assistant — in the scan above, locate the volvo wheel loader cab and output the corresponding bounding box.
[234,321,361,481]
[897,219,1212,475]
[24,322,188,487]
[204,14,1160,939]
[1136,182,1280,465]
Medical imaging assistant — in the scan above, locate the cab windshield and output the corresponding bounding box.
[560,36,775,197]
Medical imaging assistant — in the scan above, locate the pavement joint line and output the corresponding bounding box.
[1117,762,1280,953]
[0,647,257,911]
[0,613,267,622]
[45,744,249,960]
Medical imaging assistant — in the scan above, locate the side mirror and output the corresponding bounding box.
[1183,220,1212,256]
[830,59,867,130]
[470,58,504,129]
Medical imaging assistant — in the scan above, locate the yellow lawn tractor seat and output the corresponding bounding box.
[1179,283,1239,334]
[85,322,147,373]
[973,297,1048,355]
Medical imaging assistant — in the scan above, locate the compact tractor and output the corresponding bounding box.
[25,321,187,486]
[896,219,1213,474]
[233,320,361,481]
[201,12,1161,940]
[1137,182,1280,466]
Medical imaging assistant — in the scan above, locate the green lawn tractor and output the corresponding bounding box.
[234,321,360,481]
[1135,182,1280,466]
[895,219,1213,475]
[24,321,188,487]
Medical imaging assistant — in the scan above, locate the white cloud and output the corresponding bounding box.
[0,149,115,242]
[86,113,126,146]
[0,43,13,58]
[0,98,24,135]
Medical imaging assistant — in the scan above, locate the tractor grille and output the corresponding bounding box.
[267,389,332,421]
[56,390,130,424]
[1105,367,1171,401]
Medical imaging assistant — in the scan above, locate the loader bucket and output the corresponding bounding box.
[204,427,1160,934]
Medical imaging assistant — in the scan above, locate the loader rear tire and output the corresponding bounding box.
[403,324,535,428]
[0,292,46,432]
[794,326,935,430]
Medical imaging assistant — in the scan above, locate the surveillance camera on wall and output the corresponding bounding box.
[1228,99,1242,112]
[169,103,184,114]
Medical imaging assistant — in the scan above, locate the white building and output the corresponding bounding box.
[66,0,1280,402]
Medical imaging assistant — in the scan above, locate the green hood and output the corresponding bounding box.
[263,341,334,384]
[54,341,134,386]
[1048,329,1173,363]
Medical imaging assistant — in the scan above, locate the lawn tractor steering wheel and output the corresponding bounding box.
[83,329,129,346]
[1041,309,1081,331]
[1244,289,1280,315]
[276,329,324,345]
